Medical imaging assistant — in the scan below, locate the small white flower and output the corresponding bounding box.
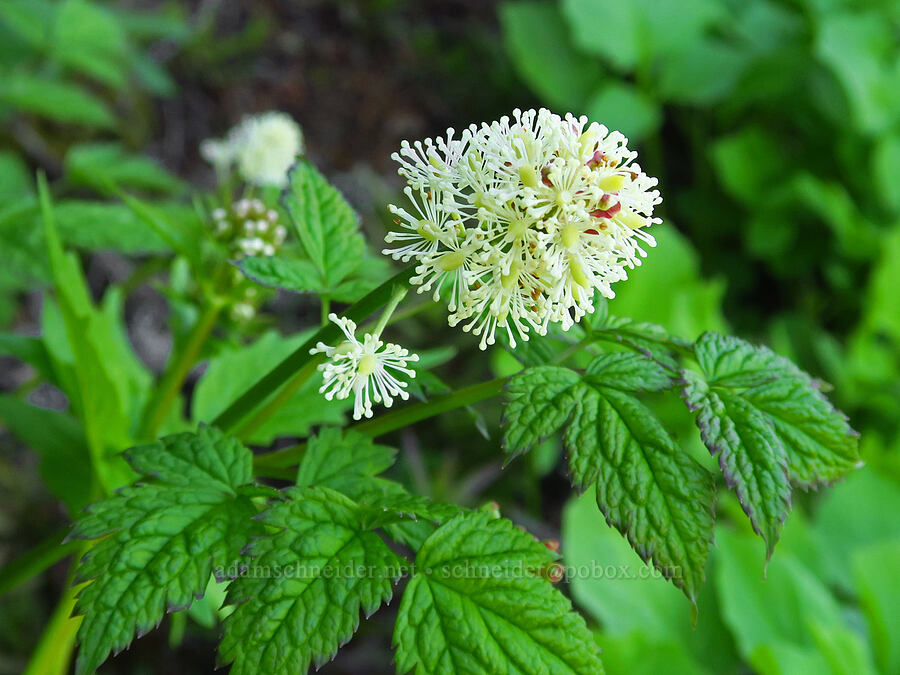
[234,112,304,187]
[311,314,419,420]
[385,108,662,349]
[201,111,304,188]
[200,139,235,173]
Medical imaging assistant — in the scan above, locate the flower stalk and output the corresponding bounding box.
[212,266,416,433]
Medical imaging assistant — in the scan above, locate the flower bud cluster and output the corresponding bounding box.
[211,198,288,258]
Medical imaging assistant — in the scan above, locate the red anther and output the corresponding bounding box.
[544,539,560,553]
[541,168,552,187]
[585,228,599,236]
[590,202,622,219]
[587,150,606,168]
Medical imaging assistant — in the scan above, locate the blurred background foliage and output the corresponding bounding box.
[0,0,898,674]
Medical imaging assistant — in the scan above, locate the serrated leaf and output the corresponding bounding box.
[219,486,407,675]
[504,356,714,602]
[356,491,462,531]
[237,255,321,293]
[280,160,367,291]
[296,427,396,498]
[71,427,259,675]
[394,511,602,675]
[503,366,582,459]
[585,352,673,391]
[682,370,790,555]
[593,314,690,370]
[689,332,859,488]
[295,428,461,546]
[125,424,252,489]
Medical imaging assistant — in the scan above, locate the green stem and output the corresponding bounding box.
[381,297,432,328]
[373,286,408,337]
[253,376,507,473]
[119,256,169,297]
[320,296,331,327]
[24,552,85,675]
[233,356,324,441]
[139,301,222,439]
[0,529,79,599]
[212,267,416,433]
[554,336,594,365]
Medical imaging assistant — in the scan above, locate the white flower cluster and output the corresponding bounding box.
[311,314,419,420]
[201,111,304,188]
[384,108,662,349]
[211,198,288,257]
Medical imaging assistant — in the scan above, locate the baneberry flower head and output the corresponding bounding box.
[201,111,304,188]
[385,108,662,349]
[311,314,419,420]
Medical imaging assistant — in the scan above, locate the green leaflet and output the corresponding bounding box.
[296,427,397,498]
[682,371,790,556]
[593,314,692,370]
[71,427,262,675]
[503,354,715,603]
[682,332,859,552]
[239,252,391,303]
[394,511,602,675]
[296,428,462,548]
[219,486,407,675]
[238,256,321,293]
[280,160,368,292]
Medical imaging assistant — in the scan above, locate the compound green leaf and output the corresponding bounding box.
[504,357,714,603]
[238,256,321,293]
[71,427,260,675]
[192,331,346,444]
